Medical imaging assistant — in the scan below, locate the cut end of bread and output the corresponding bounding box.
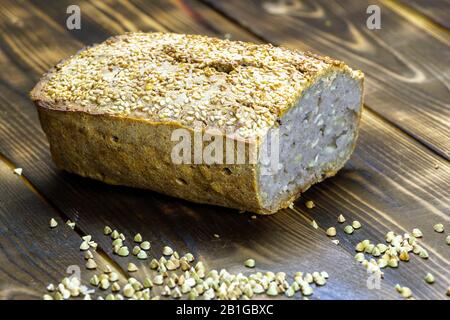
[258,70,363,213]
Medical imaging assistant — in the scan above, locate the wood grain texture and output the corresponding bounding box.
[204,0,450,159]
[397,0,450,30]
[0,0,448,299]
[0,156,121,299]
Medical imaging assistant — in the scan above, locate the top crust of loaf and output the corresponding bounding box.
[30,32,363,139]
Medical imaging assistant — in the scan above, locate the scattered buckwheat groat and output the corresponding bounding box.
[395,285,412,299]
[337,214,346,223]
[103,226,112,235]
[411,228,423,238]
[118,246,129,257]
[134,233,143,243]
[43,225,331,300]
[424,273,435,284]
[433,223,444,233]
[163,246,173,256]
[344,225,354,234]
[127,263,138,272]
[80,241,90,251]
[140,241,151,250]
[49,218,58,228]
[66,220,75,229]
[305,200,315,209]
[326,227,336,237]
[86,259,97,270]
[244,259,255,268]
[352,220,361,229]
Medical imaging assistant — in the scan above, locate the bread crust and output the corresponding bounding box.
[31,32,363,214]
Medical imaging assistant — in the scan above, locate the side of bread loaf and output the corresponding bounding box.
[31,32,363,214]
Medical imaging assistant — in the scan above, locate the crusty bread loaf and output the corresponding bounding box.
[30,32,364,214]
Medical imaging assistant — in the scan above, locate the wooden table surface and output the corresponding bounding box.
[0,0,449,300]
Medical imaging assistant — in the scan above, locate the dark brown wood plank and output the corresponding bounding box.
[0,156,120,299]
[0,0,448,299]
[204,0,450,159]
[397,0,450,30]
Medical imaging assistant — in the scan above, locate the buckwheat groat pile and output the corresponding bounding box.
[31,32,364,214]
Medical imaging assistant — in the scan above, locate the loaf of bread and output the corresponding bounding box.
[30,32,363,214]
